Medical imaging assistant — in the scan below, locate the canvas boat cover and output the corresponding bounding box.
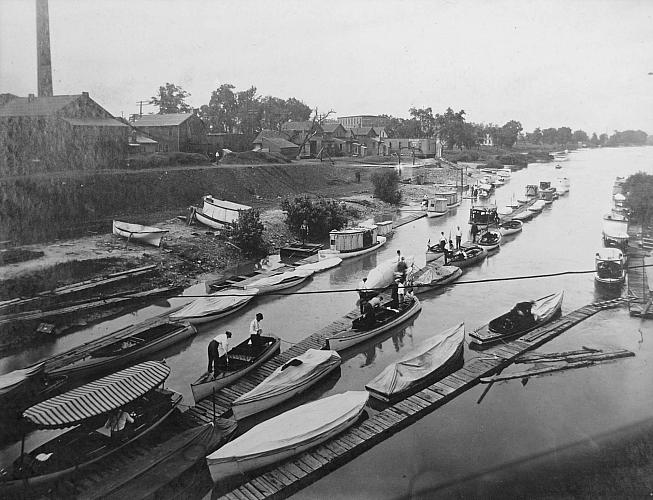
[529,200,546,211]
[23,361,170,428]
[365,256,414,291]
[366,323,464,397]
[208,391,367,463]
[233,349,341,405]
[412,264,459,287]
[245,269,314,290]
[602,218,628,240]
[0,363,44,396]
[596,247,624,262]
[530,291,564,322]
[295,257,342,273]
[170,288,257,320]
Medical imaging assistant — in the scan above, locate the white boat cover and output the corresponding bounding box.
[596,247,624,262]
[531,291,564,322]
[202,196,252,225]
[208,391,367,462]
[602,218,628,240]
[170,288,257,320]
[295,258,342,273]
[23,361,170,428]
[529,200,546,211]
[365,256,414,291]
[113,221,167,235]
[614,193,626,202]
[412,264,459,287]
[232,349,341,405]
[366,323,464,397]
[245,269,314,290]
[0,363,44,396]
[498,206,513,215]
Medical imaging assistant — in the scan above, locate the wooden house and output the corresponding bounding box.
[281,121,323,157]
[132,113,208,153]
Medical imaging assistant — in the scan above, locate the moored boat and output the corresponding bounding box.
[425,240,446,263]
[602,213,629,250]
[557,176,570,194]
[318,226,387,260]
[469,205,499,226]
[359,255,414,300]
[192,196,252,230]
[409,263,462,294]
[295,257,342,273]
[527,200,546,213]
[594,248,626,286]
[230,349,341,420]
[499,219,523,236]
[477,230,502,250]
[525,184,539,198]
[441,190,461,209]
[170,288,257,324]
[497,168,512,178]
[365,322,465,402]
[325,296,422,351]
[469,291,564,348]
[190,335,281,403]
[426,197,449,217]
[446,245,487,268]
[207,391,368,481]
[47,319,197,381]
[112,220,168,247]
[511,210,534,222]
[241,269,314,295]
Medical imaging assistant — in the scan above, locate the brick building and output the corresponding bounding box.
[337,115,390,129]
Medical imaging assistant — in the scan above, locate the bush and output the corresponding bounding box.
[484,159,503,169]
[496,154,528,167]
[370,170,402,205]
[230,209,268,257]
[444,150,480,162]
[281,196,349,239]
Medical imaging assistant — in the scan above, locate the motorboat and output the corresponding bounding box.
[426,197,449,217]
[230,349,341,420]
[207,391,368,481]
[446,246,487,268]
[425,240,446,263]
[190,335,281,403]
[409,263,462,294]
[527,200,547,213]
[556,177,570,194]
[594,248,626,287]
[441,190,461,209]
[477,230,502,251]
[192,196,252,230]
[319,226,387,260]
[170,288,258,325]
[112,221,168,247]
[539,189,555,204]
[499,219,523,236]
[469,291,564,348]
[602,213,629,250]
[365,323,465,402]
[325,296,422,351]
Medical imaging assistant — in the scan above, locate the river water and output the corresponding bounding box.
[2,147,653,498]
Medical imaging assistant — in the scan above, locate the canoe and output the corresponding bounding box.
[365,322,465,402]
[170,288,258,325]
[446,246,487,268]
[499,219,523,236]
[318,235,387,260]
[469,291,564,348]
[528,200,547,213]
[112,220,168,247]
[477,230,502,250]
[207,391,368,481]
[47,319,197,381]
[0,363,44,398]
[243,269,314,294]
[190,335,281,403]
[325,297,422,351]
[231,349,341,420]
[294,257,342,273]
[0,362,180,494]
[359,256,414,300]
[409,264,462,294]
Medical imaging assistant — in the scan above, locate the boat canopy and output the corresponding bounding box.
[170,288,257,320]
[202,196,252,225]
[329,226,378,251]
[23,361,170,428]
[596,248,624,262]
[469,205,498,225]
[602,218,628,240]
[0,363,44,396]
[245,269,313,290]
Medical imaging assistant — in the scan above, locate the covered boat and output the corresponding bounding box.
[525,184,539,197]
[170,288,258,324]
[318,226,387,260]
[441,190,461,209]
[294,257,342,273]
[207,391,368,481]
[359,255,414,300]
[446,245,487,268]
[0,363,45,399]
[511,210,534,222]
[477,230,502,250]
[112,221,168,247]
[499,219,523,236]
[325,296,422,352]
[231,349,341,420]
[469,291,564,348]
[595,248,626,286]
[426,197,449,217]
[0,361,181,493]
[497,168,512,178]
[539,189,555,204]
[193,196,252,230]
[242,269,314,294]
[365,323,465,402]
[190,335,281,403]
[527,200,546,213]
[47,319,197,381]
[409,263,462,294]
[602,213,629,250]
[469,205,498,226]
[556,177,570,194]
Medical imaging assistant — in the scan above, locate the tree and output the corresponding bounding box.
[526,127,543,144]
[599,133,609,146]
[590,132,600,146]
[409,107,436,138]
[435,108,466,149]
[541,127,558,145]
[496,120,523,148]
[281,196,349,238]
[623,172,653,226]
[151,83,192,114]
[200,83,237,133]
[371,170,402,205]
[230,209,267,257]
[235,86,262,140]
[556,127,573,145]
[572,129,589,144]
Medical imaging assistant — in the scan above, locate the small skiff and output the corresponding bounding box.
[325,297,422,351]
[446,246,487,268]
[294,257,342,273]
[207,391,368,481]
[409,264,462,294]
[527,200,547,213]
[243,269,314,294]
[469,291,564,348]
[499,219,523,236]
[477,230,502,251]
[190,335,281,403]
[112,220,168,247]
[365,322,465,402]
[170,288,258,325]
[230,349,341,420]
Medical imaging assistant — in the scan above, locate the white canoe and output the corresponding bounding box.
[112,220,168,247]
[208,391,368,481]
[366,323,465,402]
[410,264,462,294]
[0,363,44,398]
[528,200,547,213]
[243,269,314,294]
[318,236,387,260]
[294,257,342,273]
[231,349,341,420]
[170,288,258,324]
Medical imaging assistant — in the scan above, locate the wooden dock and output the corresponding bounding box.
[627,223,652,317]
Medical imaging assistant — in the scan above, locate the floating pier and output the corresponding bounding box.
[627,223,653,317]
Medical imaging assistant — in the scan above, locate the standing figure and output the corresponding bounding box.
[359,277,369,313]
[396,249,402,263]
[456,226,463,249]
[397,256,408,282]
[208,331,232,377]
[439,232,447,251]
[299,220,309,247]
[471,223,479,243]
[391,280,399,308]
[397,280,405,307]
[249,312,264,349]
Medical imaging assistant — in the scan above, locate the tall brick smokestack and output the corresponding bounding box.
[36,0,53,97]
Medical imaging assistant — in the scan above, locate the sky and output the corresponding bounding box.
[1,0,652,134]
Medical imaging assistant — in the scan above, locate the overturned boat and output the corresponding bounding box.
[193,196,252,230]
[112,221,168,247]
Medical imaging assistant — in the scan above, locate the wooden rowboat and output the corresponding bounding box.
[446,246,487,268]
[499,219,523,236]
[190,335,281,404]
[207,391,368,481]
[112,220,168,247]
[170,288,258,324]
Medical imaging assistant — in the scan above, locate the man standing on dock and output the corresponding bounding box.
[300,220,309,247]
[208,331,232,377]
[471,223,479,243]
[456,226,463,249]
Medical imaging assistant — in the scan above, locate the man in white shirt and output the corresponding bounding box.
[456,226,463,249]
[208,331,232,377]
[249,312,264,350]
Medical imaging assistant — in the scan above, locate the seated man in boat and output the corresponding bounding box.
[104,408,134,439]
[503,301,535,331]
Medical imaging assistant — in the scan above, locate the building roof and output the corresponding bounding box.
[130,133,158,145]
[281,121,318,132]
[253,129,290,144]
[132,113,195,127]
[322,123,345,133]
[0,94,82,117]
[263,137,299,149]
[64,117,128,127]
[350,127,377,137]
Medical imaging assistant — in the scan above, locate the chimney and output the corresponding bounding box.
[36,0,53,97]
[28,93,36,102]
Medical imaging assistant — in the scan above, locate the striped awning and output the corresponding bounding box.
[23,361,170,428]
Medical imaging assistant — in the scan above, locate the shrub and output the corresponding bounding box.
[230,209,268,257]
[281,196,349,239]
[484,159,503,169]
[496,154,527,167]
[370,170,402,205]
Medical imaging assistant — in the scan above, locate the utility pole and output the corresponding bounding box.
[136,100,153,117]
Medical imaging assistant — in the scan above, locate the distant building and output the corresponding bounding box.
[337,115,389,129]
[128,130,158,155]
[281,121,323,157]
[253,135,300,159]
[384,138,442,158]
[321,123,352,155]
[349,127,380,157]
[0,92,129,175]
[479,133,493,147]
[131,113,208,153]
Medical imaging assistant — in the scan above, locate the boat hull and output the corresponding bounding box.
[594,274,625,286]
[193,209,228,230]
[318,236,386,260]
[427,210,448,218]
[412,267,462,294]
[112,221,167,247]
[171,297,252,325]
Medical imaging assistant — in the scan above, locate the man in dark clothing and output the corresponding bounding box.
[391,280,399,308]
[471,223,479,243]
[300,220,309,247]
[397,257,408,282]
